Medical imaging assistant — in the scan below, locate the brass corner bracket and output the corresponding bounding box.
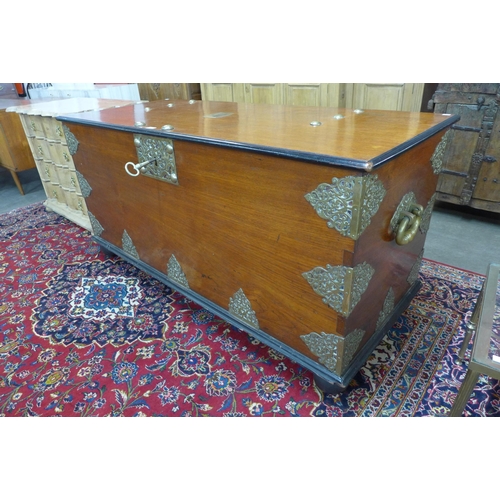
[301,328,365,376]
[304,174,386,240]
[302,261,375,318]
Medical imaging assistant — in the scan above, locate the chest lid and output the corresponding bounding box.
[56,99,459,171]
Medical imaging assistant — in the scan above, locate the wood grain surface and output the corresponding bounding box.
[59,99,458,169]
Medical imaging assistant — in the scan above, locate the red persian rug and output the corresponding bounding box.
[0,202,499,417]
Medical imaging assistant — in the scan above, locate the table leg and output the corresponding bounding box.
[10,171,24,196]
[456,286,485,365]
[449,369,481,417]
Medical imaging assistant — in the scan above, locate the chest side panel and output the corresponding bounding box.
[68,122,357,358]
[342,131,446,349]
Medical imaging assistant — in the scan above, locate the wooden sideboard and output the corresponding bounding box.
[429,83,500,213]
[201,83,428,112]
[0,98,37,195]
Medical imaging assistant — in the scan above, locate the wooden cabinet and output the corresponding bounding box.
[345,83,426,112]
[201,83,426,111]
[430,83,500,213]
[0,98,37,195]
[7,98,135,230]
[201,83,346,107]
[138,83,201,101]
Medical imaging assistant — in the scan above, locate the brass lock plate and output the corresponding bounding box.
[133,134,178,185]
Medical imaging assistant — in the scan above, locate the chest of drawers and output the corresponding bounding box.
[8,98,135,230]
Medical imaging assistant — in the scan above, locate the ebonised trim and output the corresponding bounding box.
[368,116,460,169]
[57,114,459,172]
[95,235,421,393]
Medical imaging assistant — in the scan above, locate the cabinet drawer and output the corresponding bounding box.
[47,182,63,203]
[55,164,71,189]
[65,189,79,211]
[69,170,82,194]
[26,115,46,138]
[27,137,49,160]
[76,195,88,215]
[48,143,72,166]
[36,160,53,182]
[43,117,65,141]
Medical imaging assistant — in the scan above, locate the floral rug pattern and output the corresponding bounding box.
[0,203,499,417]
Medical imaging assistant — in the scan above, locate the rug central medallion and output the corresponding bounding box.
[70,276,142,321]
[32,259,174,348]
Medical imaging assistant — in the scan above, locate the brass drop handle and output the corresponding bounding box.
[124,159,156,177]
[396,212,420,245]
[395,204,423,245]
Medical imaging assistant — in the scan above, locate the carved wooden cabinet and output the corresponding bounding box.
[0,98,37,195]
[430,83,500,212]
[57,99,457,393]
[7,98,135,230]
[201,83,427,111]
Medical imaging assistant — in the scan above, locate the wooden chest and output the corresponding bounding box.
[57,100,458,393]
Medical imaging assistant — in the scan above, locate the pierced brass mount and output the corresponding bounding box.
[304,174,386,240]
[302,261,375,318]
[301,328,365,376]
[129,134,178,185]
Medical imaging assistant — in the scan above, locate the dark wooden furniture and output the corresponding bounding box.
[429,83,500,213]
[57,100,458,393]
[0,98,37,195]
[450,262,500,416]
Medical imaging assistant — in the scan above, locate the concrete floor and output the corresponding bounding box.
[1,165,499,275]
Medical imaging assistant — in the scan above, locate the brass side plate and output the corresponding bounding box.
[167,255,190,289]
[134,134,178,185]
[430,130,450,174]
[302,261,375,317]
[229,289,259,330]
[376,287,395,331]
[390,192,419,233]
[304,174,386,240]
[301,328,365,376]
[391,192,436,236]
[407,249,424,285]
[419,193,437,234]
